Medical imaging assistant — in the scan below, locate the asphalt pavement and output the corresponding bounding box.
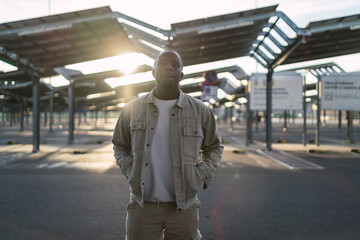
[1,119,360,239]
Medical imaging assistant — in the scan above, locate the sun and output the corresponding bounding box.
[65,52,154,75]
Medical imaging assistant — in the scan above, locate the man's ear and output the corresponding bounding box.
[180,72,184,80]
[152,69,156,78]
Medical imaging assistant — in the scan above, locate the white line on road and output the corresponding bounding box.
[256,149,324,170]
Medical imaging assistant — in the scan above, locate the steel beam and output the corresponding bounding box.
[316,77,321,146]
[338,111,342,129]
[302,75,307,146]
[32,73,40,153]
[68,80,74,144]
[171,10,275,36]
[49,91,53,132]
[20,97,24,131]
[245,86,253,147]
[265,68,273,151]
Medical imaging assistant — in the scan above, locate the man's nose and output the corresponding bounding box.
[164,63,173,70]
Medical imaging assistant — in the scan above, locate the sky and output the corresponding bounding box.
[1,0,360,83]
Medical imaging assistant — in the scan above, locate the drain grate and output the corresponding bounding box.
[258,150,324,170]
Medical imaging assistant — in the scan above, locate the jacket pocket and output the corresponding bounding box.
[128,150,143,197]
[129,122,146,152]
[184,163,203,198]
[183,126,203,159]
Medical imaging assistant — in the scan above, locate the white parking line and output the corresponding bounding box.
[257,149,324,170]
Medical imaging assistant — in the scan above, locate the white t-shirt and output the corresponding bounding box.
[144,97,177,202]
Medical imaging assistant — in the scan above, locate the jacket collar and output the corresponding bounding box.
[144,88,185,108]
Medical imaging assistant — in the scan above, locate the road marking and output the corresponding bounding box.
[47,162,68,168]
[35,163,50,169]
[0,152,31,166]
[219,162,242,169]
[257,150,324,170]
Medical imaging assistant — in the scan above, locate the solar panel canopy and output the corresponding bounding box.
[1,5,360,108]
[168,5,278,66]
[0,6,136,77]
[283,13,360,64]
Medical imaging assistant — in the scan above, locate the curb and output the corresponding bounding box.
[232,149,246,154]
[73,150,88,154]
[350,149,360,153]
[308,149,324,153]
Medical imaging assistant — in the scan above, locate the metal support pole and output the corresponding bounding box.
[245,84,253,146]
[78,107,82,126]
[255,110,259,131]
[15,105,19,124]
[26,106,29,126]
[68,80,74,144]
[266,68,273,151]
[230,106,234,130]
[316,77,321,146]
[346,111,350,137]
[1,105,4,124]
[6,108,9,123]
[44,107,48,126]
[302,75,307,146]
[347,111,354,143]
[10,105,14,126]
[32,74,40,153]
[323,110,326,126]
[292,110,295,125]
[284,110,287,130]
[338,111,342,130]
[20,98,24,131]
[49,91,53,132]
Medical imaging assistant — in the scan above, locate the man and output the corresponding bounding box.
[112,50,223,240]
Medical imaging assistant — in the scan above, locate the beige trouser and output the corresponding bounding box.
[125,200,202,240]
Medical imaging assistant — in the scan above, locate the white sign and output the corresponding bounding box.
[321,73,360,111]
[249,72,303,110]
[201,85,218,101]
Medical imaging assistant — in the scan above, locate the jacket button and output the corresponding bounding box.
[172,114,175,117]
[147,144,150,147]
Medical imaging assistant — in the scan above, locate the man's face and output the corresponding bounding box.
[152,51,184,89]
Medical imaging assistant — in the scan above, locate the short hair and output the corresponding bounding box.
[154,50,183,69]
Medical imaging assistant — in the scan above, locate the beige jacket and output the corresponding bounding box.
[112,89,223,211]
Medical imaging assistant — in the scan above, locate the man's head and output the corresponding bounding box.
[152,50,184,90]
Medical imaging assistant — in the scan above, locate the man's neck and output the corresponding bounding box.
[154,87,180,100]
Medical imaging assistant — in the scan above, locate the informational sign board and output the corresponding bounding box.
[249,72,303,110]
[201,85,218,101]
[219,78,237,95]
[321,73,360,111]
